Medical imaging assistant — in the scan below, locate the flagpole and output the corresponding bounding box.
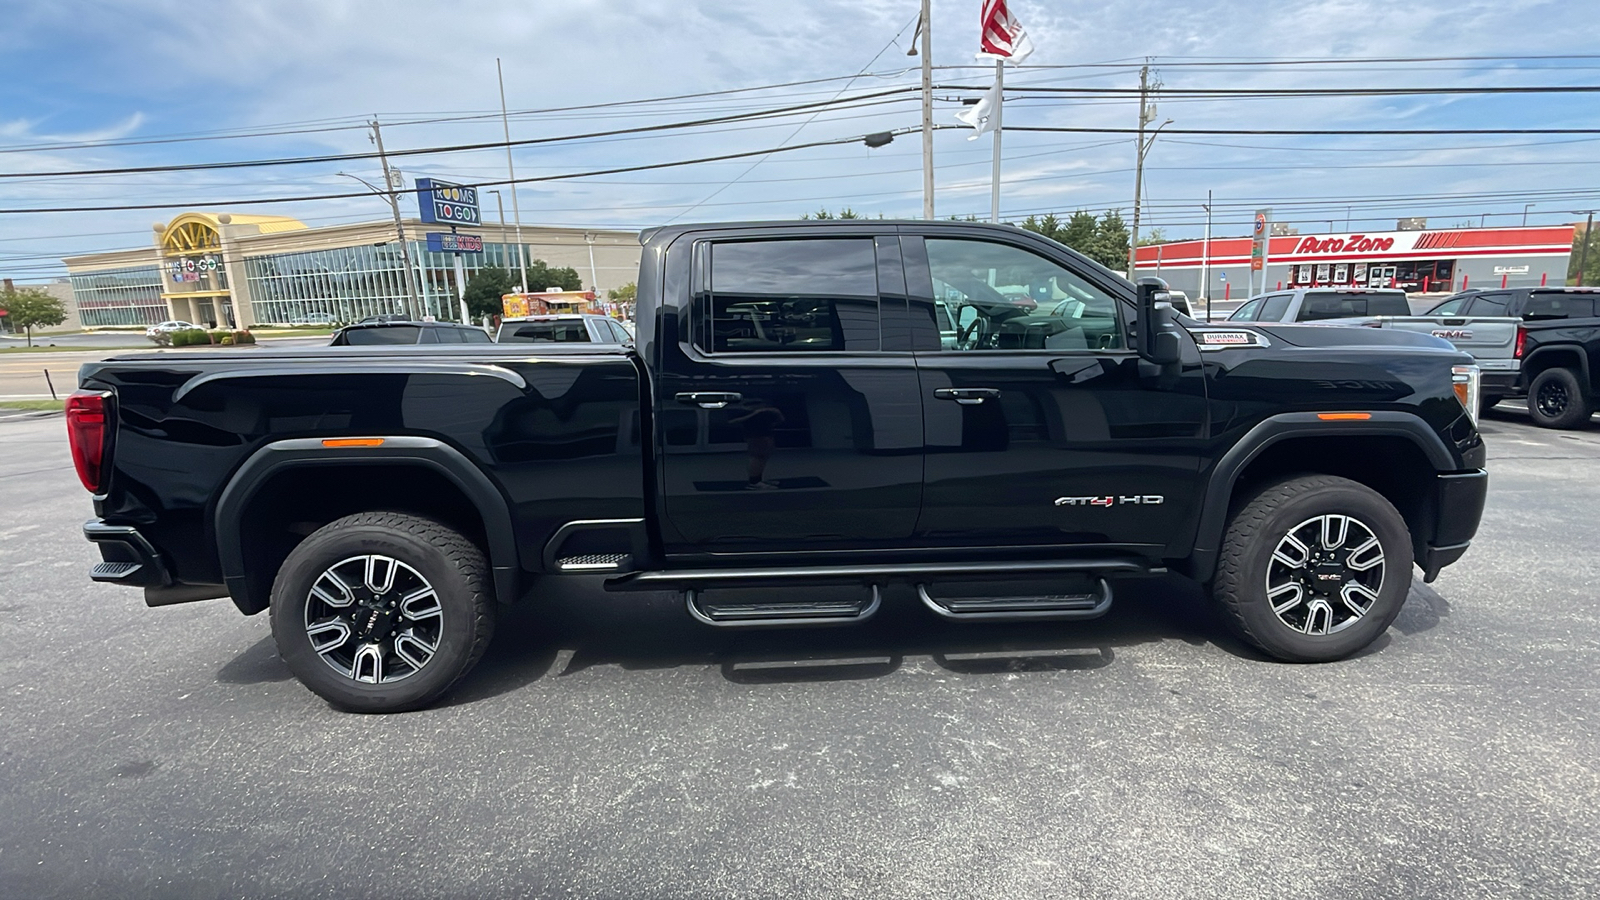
[990,59,1003,223]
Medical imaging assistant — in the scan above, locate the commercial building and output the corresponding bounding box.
[1133,224,1576,299]
[61,212,641,328]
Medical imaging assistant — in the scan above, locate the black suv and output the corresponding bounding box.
[329,321,492,346]
[1423,286,1600,428]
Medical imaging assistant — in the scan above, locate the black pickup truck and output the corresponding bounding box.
[70,221,1489,712]
[1420,286,1600,428]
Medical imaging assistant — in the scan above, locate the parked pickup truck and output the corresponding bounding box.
[70,221,1490,712]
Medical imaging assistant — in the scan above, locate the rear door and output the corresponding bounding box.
[655,230,924,552]
[905,231,1209,552]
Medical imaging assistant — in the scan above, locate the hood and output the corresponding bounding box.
[1250,322,1454,351]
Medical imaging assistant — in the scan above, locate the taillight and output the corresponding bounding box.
[66,390,112,494]
[1514,325,1527,359]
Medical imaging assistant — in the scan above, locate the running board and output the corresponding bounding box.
[686,586,882,628]
[607,557,1148,591]
[917,580,1113,622]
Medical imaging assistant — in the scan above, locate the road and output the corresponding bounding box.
[0,337,328,400]
[0,406,1595,899]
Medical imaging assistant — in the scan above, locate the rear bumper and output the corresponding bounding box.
[1419,470,1488,582]
[83,520,227,607]
[1481,372,1521,397]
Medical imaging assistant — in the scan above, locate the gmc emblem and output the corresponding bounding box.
[1432,329,1473,340]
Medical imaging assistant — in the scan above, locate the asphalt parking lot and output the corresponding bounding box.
[1,404,1596,899]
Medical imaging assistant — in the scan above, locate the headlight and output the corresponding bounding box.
[1452,364,1481,425]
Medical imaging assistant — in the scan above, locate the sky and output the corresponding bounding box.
[1,0,1598,280]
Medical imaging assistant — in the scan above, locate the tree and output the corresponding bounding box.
[1569,225,1598,286]
[801,207,862,220]
[0,286,66,347]
[462,265,516,320]
[1137,228,1169,247]
[1088,210,1130,271]
[523,259,583,293]
[607,282,637,303]
[1020,210,1101,259]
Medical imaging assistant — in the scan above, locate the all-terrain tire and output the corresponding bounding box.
[270,512,495,713]
[1213,475,1411,662]
[1527,367,1590,429]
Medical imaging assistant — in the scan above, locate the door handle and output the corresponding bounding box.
[934,387,1001,405]
[676,391,742,409]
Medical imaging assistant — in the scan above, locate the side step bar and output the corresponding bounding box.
[607,557,1149,591]
[686,586,882,628]
[917,580,1112,622]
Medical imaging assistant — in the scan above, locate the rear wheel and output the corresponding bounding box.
[1213,475,1411,662]
[1528,367,1590,429]
[270,512,495,713]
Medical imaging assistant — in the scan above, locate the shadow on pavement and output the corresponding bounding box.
[446,574,1245,704]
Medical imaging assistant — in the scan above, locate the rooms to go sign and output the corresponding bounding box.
[415,178,481,226]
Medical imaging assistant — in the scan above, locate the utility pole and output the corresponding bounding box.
[918,0,934,220]
[1577,210,1596,286]
[369,118,422,320]
[498,59,530,292]
[1201,190,1212,320]
[1128,65,1148,275]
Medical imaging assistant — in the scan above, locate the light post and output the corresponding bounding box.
[1128,116,1174,274]
[1523,203,1537,226]
[337,171,422,319]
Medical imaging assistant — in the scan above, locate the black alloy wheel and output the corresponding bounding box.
[270,512,495,713]
[1528,367,1590,430]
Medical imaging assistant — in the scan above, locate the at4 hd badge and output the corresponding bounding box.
[1055,495,1165,507]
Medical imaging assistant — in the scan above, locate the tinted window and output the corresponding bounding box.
[434,327,464,343]
[1465,292,1511,316]
[460,327,491,343]
[1426,296,1469,315]
[709,239,878,352]
[501,322,591,343]
[1258,294,1292,322]
[1228,298,1263,321]
[926,239,1123,351]
[1296,291,1410,321]
[342,325,420,345]
[1524,292,1597,320]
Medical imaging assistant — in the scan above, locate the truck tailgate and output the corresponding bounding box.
[1372,316,1520,369]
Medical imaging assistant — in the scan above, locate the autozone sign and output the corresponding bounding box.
[1294,234,1398,254]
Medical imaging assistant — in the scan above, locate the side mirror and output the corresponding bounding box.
[1136,280,1182,366]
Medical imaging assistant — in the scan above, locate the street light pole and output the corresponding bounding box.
[497,59,530,292]
[343,130,420,322]
[1523,203,1537,226]
[1127,65,1171,275]
[917,0,934,219]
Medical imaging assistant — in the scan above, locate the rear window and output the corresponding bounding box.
[1523,292,1597,320]
[1295,291,1410,321]
[500,322,591,343]
[341,325,420,345]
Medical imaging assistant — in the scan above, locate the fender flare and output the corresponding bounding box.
[213,436,519,615]
[1185,411,1457,582]
[1521,344,1590,390]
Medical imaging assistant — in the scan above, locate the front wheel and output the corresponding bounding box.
[1213,475,1412,662]
[270,512,496,713]
[1527,367,1590,429]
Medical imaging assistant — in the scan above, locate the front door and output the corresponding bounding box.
[904,232,1210,553]
[656,232,924,553]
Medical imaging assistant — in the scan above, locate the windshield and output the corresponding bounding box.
[1296,292,1411,321]
[498,321,591,343]
[340,325,420,345]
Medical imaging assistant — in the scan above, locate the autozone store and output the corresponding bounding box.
[1132,225,1576,299]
